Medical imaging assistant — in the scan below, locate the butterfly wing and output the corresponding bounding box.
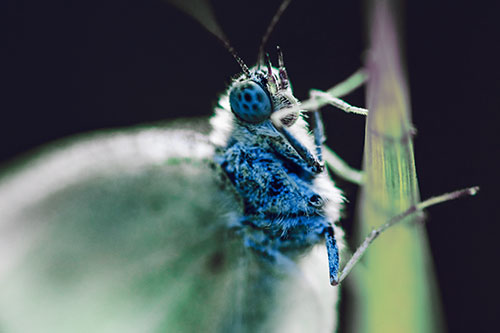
[0,124,337,332]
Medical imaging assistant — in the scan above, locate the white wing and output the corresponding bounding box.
[0,124,338,333]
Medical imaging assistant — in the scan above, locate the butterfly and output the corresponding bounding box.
[0,1,478,332]
[0,1,369,332]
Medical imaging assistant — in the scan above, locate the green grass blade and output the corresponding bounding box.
[352,2,442,332]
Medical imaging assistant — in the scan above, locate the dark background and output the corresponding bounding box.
[4,0,499,331]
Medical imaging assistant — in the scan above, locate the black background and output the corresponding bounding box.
[4,0,499,332]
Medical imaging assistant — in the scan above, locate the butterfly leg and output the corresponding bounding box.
[311,110,325,163]
[315,68,367,100]
[274,125,324,174]
[324,226,340,286]
[310,89,368,116]
[300,69,368,118]
[323,145,364,185]
[310,106,364,185]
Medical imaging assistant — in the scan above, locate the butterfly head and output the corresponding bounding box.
[228,48,299,127]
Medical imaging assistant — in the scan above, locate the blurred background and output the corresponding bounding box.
[3,0,498,331]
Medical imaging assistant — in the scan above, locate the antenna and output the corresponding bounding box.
[168,0,250,77]
[224,42,250,77]
[257,0,292,66]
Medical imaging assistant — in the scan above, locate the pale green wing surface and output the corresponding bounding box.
[0,125,337,332]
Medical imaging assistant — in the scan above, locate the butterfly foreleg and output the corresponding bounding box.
[323,145,364,185]
[323,225,340,286]
[311,110,326,163]
[308,107,363,185]
[315,68,368,100]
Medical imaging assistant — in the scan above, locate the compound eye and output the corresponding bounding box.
[229,81,272,123]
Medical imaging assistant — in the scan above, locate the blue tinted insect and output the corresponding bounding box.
[213,53,343,285]
[0,1,349,332]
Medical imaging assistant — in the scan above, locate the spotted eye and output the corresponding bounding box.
[229,81,272,123]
